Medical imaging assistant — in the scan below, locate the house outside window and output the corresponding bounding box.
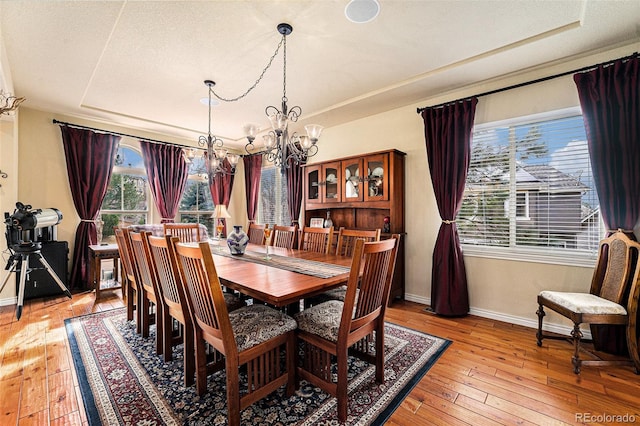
[178,156,215,236]
[258,166,291,226]
[456,108,601,265]
[100,145,149,243]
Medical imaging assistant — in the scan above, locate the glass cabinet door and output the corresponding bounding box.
[342,158,363,202]
[305,165,321,203]
[364,154,389,202]
[323,161,341,202]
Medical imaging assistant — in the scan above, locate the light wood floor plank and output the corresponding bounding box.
[1,294,639,425]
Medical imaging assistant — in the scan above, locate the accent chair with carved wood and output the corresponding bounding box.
[536,230,640,374]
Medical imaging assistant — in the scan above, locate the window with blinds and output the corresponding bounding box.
[457,108,601,261]
[258,166,291,226]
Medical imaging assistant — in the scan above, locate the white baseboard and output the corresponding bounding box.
[0,296,17,307]
[403,292,590,339]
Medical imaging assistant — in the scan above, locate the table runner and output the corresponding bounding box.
[212,248,351,278]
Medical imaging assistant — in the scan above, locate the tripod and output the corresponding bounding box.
[0,242,72,320]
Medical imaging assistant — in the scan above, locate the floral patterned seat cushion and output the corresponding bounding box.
[306,286,359,306]
[294,300,344,342]
[224,293,246,312]
[229,304,297,352]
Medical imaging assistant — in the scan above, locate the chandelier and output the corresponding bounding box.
[0,90,26,115]
[243,23,323,173]
[187,80,240,179]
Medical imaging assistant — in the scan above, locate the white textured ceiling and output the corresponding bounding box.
[1,1,639,149]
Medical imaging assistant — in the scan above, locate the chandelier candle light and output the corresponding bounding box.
[244,23,323,173]
[197,80,240,179]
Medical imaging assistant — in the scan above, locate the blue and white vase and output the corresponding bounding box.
[227,225,249,255]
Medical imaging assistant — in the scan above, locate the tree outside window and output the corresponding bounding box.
[100,145,149,243]
[457,110,600,258]
[178,156,215,235]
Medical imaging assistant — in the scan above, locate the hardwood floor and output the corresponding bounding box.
[1,293,638,425]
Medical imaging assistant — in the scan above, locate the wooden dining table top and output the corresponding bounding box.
[201,242,354,307]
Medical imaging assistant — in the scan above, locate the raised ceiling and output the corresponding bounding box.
[1,1,638,149]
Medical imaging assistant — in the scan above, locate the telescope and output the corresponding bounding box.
[1,202,70,320]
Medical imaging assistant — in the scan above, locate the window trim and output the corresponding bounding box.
[460,106,602,266]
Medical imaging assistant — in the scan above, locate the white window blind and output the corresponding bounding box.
[457,109,601,260]
[258,166,291,226]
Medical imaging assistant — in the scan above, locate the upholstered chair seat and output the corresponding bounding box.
[295,300,343,342]
[538,291,627,315]
[230,304,297,351]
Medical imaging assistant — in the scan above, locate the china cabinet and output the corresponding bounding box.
[303,149,406,301]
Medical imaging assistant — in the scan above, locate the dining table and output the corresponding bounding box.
[202,241,355,311]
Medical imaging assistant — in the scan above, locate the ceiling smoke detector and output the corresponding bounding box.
[345,0,380,24]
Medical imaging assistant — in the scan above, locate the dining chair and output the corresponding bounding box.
[146,234,196,386]
[173,240,297,425]
[294,235,400,421]
[270,224,298,249]
[537,230,640,374]
[335,227,381,257]
[114,226,141,334]
[128,230,163,354]
[163,222,202,242]
[306,227,383,307]
[247,223,266,245]
[299,226,333,254]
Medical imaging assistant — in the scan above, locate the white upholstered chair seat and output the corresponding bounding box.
[538,291,627,315]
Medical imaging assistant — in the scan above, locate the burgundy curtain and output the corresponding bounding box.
[574,55,640,355]
[60,126,120,290]
[243,154,263,223]
[422,98,478,316]
[286,157,305,226]
[209,158,235,234]
[140,141,189,223]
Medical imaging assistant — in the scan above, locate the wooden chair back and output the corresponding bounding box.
[114,226,140,330]
[163,223,202,242]
[147,234,195,384]
[590,232,637,303]
[343,235,400,336]
[335,227,381,257]
[270,224,297,249]
[174,241,234,354]
[148,235,192,326]
[247,223,266,245]
[299,226,334,254]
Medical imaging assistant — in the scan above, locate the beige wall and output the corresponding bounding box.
[0,115,19,300]
[4,43,638,333]
[309,43,638,332]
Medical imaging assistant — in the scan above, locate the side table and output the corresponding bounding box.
[88,244,121,299]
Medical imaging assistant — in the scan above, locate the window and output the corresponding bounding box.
[456,108,601,265]
[258,166,291,226]
[101,145,149,243]
[178,156,215,236]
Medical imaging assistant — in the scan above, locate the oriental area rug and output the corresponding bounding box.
[66,308,450,425]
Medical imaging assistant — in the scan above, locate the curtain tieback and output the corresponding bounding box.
[80,219,99,223]
[442,219,456,225]
[607,228,635,234]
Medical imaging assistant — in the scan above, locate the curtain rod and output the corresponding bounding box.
[52,119,196,149]
[416,52,638,114]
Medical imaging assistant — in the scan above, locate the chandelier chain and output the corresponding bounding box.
[210,34,286,103]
